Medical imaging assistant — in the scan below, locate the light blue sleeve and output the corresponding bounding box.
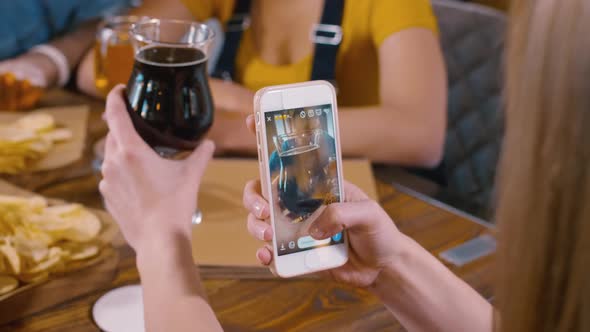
[45,0,138,34]
[0,1,47,59]
[0,0,137,59]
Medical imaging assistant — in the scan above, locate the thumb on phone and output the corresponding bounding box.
[309,200,382,240]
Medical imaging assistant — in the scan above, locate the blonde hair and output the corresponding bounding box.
[495,0,590,330]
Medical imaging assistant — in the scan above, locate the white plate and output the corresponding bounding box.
[92,285,145,332]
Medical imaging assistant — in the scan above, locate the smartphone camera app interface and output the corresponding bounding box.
[264,104,344,256]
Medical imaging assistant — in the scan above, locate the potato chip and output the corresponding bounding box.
[45,204,82,217]
[28,139,53,154]
[57,241,84,256]
[0,195,46,216]
[58,209,101,242]
[26,248,62,274]
[16,113,55,133]
[68,244,99,261]
[0,127,36,143]
[41,128,73,142]
[0,194,103,290]
[27,196,48,211]
[0,113,70,174]
[17,271,48,284]
[1,158,29,173]
[0,195,31,207]
[0,221,11,238]
[0,275,18,295]
[14,231,49,263]
[0,257,12,273]
[0,243,20,274]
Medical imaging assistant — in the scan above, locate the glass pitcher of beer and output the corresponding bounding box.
[95,16,148,96]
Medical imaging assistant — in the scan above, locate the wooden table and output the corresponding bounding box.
[0,90,495,332]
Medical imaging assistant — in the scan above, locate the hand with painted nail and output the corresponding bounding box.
[99,85,215,254]
[243,177,404,287]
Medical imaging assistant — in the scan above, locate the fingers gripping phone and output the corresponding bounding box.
[253,81,348,278]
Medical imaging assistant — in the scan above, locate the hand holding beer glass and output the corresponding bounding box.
[93,20,216,328]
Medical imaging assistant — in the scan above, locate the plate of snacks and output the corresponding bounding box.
[0,180,119,324]
[0,106,88,174]
[0,192,117,300]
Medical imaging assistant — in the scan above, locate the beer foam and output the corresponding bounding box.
[136,45,208,67]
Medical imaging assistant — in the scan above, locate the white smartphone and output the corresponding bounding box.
[253,81,348,278]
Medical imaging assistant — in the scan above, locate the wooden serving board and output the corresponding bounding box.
[0,180,120,324]
[0,247,118,325]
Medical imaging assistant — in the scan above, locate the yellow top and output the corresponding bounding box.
[181,0,438,106]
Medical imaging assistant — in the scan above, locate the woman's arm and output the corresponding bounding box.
[136,232,222,332]
[336,28,447,166]
[372,234,493,332]
[0,20,98,89]
[209,28,447,166]
[243,176,493,332]
[100,86,222,331]
[49,20,98,72]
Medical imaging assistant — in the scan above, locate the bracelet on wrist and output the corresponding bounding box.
[29,45,70,87]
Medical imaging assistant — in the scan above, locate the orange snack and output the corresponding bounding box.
[0,73,44,111]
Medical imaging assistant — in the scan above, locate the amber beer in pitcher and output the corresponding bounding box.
[94,16,147,96]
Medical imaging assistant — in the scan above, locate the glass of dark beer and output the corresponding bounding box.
[274,129,335,224]
[126,18,215,156]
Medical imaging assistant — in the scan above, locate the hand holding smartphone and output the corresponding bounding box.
[253,81,348,278]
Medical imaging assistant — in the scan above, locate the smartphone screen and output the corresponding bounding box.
[263,104,344,256]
